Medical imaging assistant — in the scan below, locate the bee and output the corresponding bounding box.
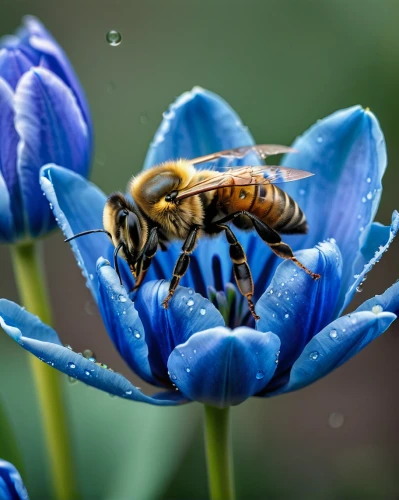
[67,145,320,320]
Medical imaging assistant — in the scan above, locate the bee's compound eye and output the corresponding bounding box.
[165,190,178,202]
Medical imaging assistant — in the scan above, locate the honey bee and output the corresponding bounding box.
[67,145,320,320]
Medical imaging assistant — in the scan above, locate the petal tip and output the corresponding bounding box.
[97,256,111,270]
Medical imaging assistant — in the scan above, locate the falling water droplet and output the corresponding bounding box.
[106,30,122,46]
[256,370,265,380]
[309,351,319,360]
[328,412,344,429]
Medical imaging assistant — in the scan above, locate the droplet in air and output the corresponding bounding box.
[372,304,383,314]
[328,412,344,429]
[256,370,265,380]
[329,329,338,339]
[106,30,122,46]
[309,351,319,360]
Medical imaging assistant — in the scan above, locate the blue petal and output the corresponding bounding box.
[134,280,225,382]
[40,165,110,302]
[167,326,280,407]
[270,310,396,395]
[14,67,90,238]
[0,48,33,89]
[282,107,387,297]
[0,300,186,406]
[256,241,342,374]
[143,87,255,168]
[340,211,399,312]
[0,173,14,242]
[356,280,399,316]
[96,258,158,386]
[0,460,28,500]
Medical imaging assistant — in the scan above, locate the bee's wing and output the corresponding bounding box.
[190,144,296,166]
[175,165,313,200]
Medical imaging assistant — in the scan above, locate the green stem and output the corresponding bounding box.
[204,405,235,500]
[11,242,77,500]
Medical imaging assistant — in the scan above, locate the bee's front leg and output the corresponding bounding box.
[162,226,200,309]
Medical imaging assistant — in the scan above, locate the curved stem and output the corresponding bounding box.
[204,405,235,500]
[11,241,77,500]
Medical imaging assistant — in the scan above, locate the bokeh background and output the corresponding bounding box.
[1,0,399,498]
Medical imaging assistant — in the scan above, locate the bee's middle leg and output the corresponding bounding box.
[217,223,259,320]
[215,211,321,281]
[162,225,200,309]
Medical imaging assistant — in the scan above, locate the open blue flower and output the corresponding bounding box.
[1,88,398,408]
[0,16,92,242]
[0,460,28,500]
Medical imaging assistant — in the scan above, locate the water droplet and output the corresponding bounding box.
[171,374,177,380]
[269,289,274,294]
[83,349,94,359]
[293,272,298,277]
[284,313,289,319]
[134,331,141,339]
[189,307,193,312]
[49,203,53,209]
[64,344,73,351]
[277,292,282,297]
[316,136,323,143]
[106,30,122,46]
[68,362,76,369]
[366,177,371,183]
[359,226,364,233]
[357,214,361,220]
[125,390,133,395]
[193,349,197,354]
[88,357,96,363]
[89,273,94,280]
[281,282,285,287]
[290,278,294,281]
[372,304,383,314]
[200,308,206,315]
[329,329,338,339]
[328,412,344,429]
[366,191,373,200]
[122,310,126,315]
[272,313,276,318]
[351,318,357,324]
[256,370,265,380]
[299,189,306,196]
[309,351,319,360]
[188,289,194,295]
[84,370,91,376]
[187,299,194,306]
[186,368,191,373]
[68,376,78,384]
[119,295,127,303]
[356,284,363,292]
[362,197,367,203]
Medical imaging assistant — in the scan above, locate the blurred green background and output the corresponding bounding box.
[1,0,399,498]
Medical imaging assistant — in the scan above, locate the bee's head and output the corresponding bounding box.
[103,193,147,261]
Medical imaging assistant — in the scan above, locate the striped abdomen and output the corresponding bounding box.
[216,183,308,234]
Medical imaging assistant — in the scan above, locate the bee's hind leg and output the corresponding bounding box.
[162,225,200,309]
[215,211,321,281]
[216,223,259,321]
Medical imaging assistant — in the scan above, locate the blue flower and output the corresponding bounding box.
[0,460,28,500]
[0,16,92,242]
[0,88,398,408]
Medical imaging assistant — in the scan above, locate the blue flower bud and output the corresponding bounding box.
[0,17,92,242]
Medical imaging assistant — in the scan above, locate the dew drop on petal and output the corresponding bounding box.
[366,191,373,200]
[187,299,194,306]
[193,349,197,354]
[106,30,122,46]
[372,304,383,314]
[84,370,91,376]
[68,362,76,369]
[362,197,367,203]
[329,329,338,339]
[309,351,319,360]
[284,313,289,319]
[316,136,323,143]
[171,374,177,380]
[134,331,141,339]
[186,368,191,373]
[256,370,265,380]
[83,349,94,359]
[125,390,133,395]
[119,295,127,303]
[200,308,206,315]
[366,177,371,183]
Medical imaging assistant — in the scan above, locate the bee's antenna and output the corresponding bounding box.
[114,243,123,285]
[64,229,112,243]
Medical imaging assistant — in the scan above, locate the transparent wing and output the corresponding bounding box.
[175,165,313,200]
[190,144,296,165]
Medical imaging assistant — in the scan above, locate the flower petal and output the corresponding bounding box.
[256,241,342,374]
[0,300,186,406]
[14,67,90,238]
[0,460,28,500]
[134,280,225,382]
[0,48,33,89]
[96,258,157,386]
[356,280,399,316]
[270,310,396,395]
[40,165,110,302]
[167,326,280,407]
[340,211,399,312]
[143,87,254,168]
[283,107,387,296]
